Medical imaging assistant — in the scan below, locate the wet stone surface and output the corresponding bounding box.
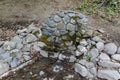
[0,11,120,80]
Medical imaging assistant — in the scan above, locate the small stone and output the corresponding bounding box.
[112,54,120,61]
[92,36,104,42]
[80,39,88,46]
[75,50,82,56]
[16,28,27,34]
[45,19,56,28]
[77,45,87,53]
[63,15,70,24]
[98,53,110,60]
[96,42,104,51]
[0,61,10,75]
[23,54,31,61]
[54,15,61,22]
[89,67,97,77]
[3,41,16,50]
[56,22,66,30]
[66,23,76,31]
[98,60,120,68]
[69,55,76,62]
[39,71,45,76]
[89,48,99,59]
[22,44,31,52]
[58,54,66,60]
[39,49,48,57]
[104,43,117,55]
[74,63,88,77]
[25,34,37,43]
[53,65,63,72]
[98,28,105,33]
[58,12,65,18]
[117,47,120,54]
[10,58,20,68]
[98,69,120,80]
[34,42,46,48]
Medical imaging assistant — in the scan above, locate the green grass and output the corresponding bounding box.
[76,0,120,21]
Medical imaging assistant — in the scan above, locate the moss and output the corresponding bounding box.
[39,35,52,45]
[32,31,39,36]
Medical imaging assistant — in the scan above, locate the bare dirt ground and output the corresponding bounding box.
[0,0,120,45]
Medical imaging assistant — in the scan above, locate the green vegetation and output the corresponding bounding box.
[76,0,120,21]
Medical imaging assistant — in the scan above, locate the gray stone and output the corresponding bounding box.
[80,39,88,46]
[66,23,76,31]
[45,19,57,28]
[98,60,120,68]
[89,48,99,59]
[104,43,117,55]
[98,69,120,80]
[39,49,48,57]
[68,12,76,17]
[92,36,104,42]
[11,35,23,49]
[63,15,70,24]
[74,63,88,77]
[25,34,37,43]
[22,44,31,52]
[98,28,105,33]
[0,48,5,54]
[10,49,22,59]
[70,18,76,24]
[75,50,82,56]
[1,52,10,60]
[117,47,120,54]
[53,65,63,72]
[98,53,110,61]
[23,54,31,61]
[3,41,16,50]
[34,42,46,48]
[58,54,66,60]
[0,61,9,75]
[56,22,66,30]
[54,15,61,22]
[69,55,76,62]
[10,58,20,68]
[112,54,120,61]
[58,12,65,18]
[96,42,104,51]
[77,45,87,53]
[16,28,27,34]
[89,67,97,77]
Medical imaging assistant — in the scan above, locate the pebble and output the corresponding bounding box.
[98,69,120,80]
[104,43,117,55]
[80,39,88,46]
[74,63,88,77]
[92,36,104,42]
[98,53,110,60]
[96,42,104,51]
[3,41,16,51]
[54,15,61,22]
[117,47,120,54]
[25,34,37,43]
[111,54,120,61]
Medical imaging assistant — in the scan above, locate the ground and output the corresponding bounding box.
[0,0,120,79]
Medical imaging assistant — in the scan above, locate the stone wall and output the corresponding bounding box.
[0,11,120,80]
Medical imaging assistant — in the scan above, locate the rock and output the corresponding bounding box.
[23,54,31,61]
[92,36,104,42]
[10,58,20,68]
[16,28,27,34]
[75,50,82,56]
[89,67,97,77]
[98,53,110,60]
[77,45,87,53]
[98,28,105,33]
[117,47,120,54]
[63,15,70,24]
[66,23,76,31]
[80,39,88,46]
[11,35,23,49]
[98,69,120,80]
[69,55,76,62]
[3,41,16,50]
[39,71,45,76]
[34,42,46,48]
[0,48,5,54]
[53,65,63,72]
[89,48,99,59]
[54,15,61,22]
[56,22,66,30]
[98,60,120,68]
[58,54,66,60]
[10,49,22,59]
[112,54,120,61]
[96,42,104,51]
[104,43,117,55]
[1,52,10,60]
[25,34,37,43]
[22,44,31,52]
[39,49,48,57]
[0,61,10,75]
[58,11,65,18]
[74,63,88,77]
